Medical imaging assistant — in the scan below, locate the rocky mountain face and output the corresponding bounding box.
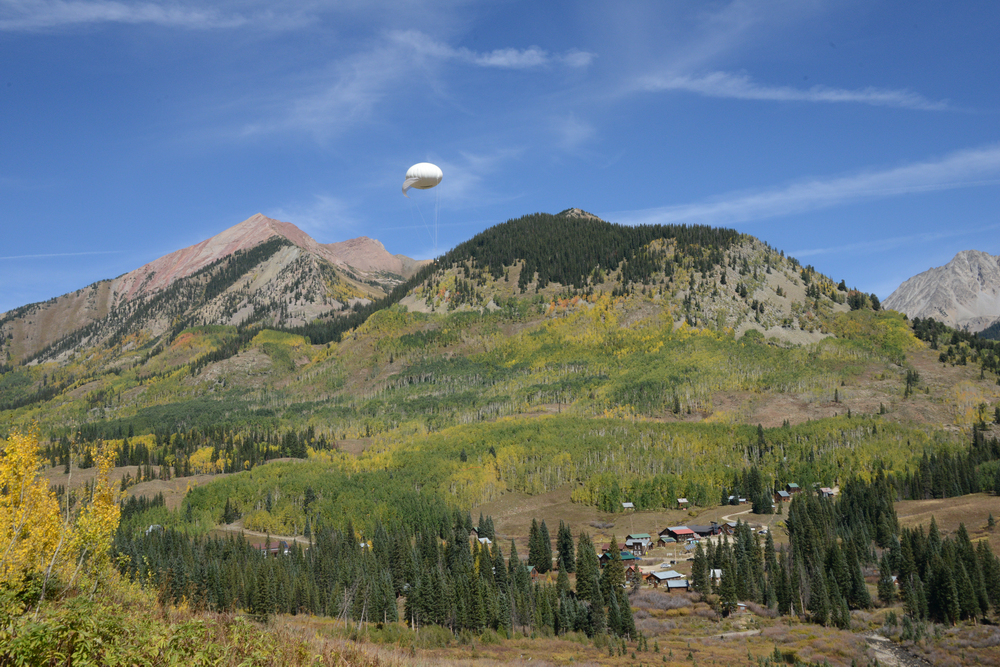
[884,250,1000,332]
[0,214,425,364]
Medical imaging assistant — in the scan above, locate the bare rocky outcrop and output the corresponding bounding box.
[884,250,1000,332]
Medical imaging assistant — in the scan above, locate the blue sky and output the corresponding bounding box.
[2,0,999,313]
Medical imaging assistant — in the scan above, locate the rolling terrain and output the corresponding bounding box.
[5,209,1000,666]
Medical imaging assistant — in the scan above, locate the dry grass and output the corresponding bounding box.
[897,492,1000,553]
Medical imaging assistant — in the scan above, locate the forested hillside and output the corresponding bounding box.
[5,211,1000,665]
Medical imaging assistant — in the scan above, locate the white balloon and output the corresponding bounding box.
[402,162,443,197]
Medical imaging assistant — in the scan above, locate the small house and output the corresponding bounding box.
[820,487,835,498]
[666,579,690,592]
[625,533,652,555]
[660,526,695,541]
[689,524,721,538]
[775,490,791,503]
[720,522,738,535]
[677,497,689,509]
[785,483,801,494]
[710,568,723,583]
[478,536,493,546]
[645,571,681,588]
[621,501,635,511]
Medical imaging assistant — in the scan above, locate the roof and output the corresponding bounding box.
[710,569,723,578]
[820,487,834,493]
[666,579,690,588]
[786,483,800,489]
[621,502,635,508]
[660,536,676,543]
[659,570,683,579]
[677,497,689,503]
[688,525,717,534]
[626,533,651,540]
[777,490,791,497]
[669,527,695,536]
[620,552,639,561]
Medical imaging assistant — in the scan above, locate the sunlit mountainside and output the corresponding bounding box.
[5,209,1000,666]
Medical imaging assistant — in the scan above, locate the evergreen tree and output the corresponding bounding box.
[575,532,599,603]
[718,558,738,617]
[692,542,710,595]
[538,520,553,573]
[556,521,575,573]
[877,551,896,606]
[808,568,830,626]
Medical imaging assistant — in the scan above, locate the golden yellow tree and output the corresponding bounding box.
[65,441,121,595]
[1,427,121,601]
[0,427,63,588]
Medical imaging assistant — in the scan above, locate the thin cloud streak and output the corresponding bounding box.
[637,71,949,110]
[790,223,1000,259]
[0,0,279,31]
[244,30,593,137]
[0,250,123,260]
[608,144,1000,228]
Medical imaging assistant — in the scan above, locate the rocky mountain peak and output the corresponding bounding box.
[884,249,1000,332]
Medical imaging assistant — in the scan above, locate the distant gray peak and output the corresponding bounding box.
[884,249,1000,332]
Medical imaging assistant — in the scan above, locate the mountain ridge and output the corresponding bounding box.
[884,249,1000,332]
[0,214,425,363]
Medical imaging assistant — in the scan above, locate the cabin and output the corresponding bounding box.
[688,524,721,538]
[621,501,635,511]
[710,568,723,583]
[775,490,791,503]
[720,522,738,535]
[601,542,626,554]
[659,535,677,546]
[255,540,290,557]
[785,483,801,495]
[660,526,696,541]
[599,550,639,568]
[665,579,690,592]
[526,565,540,581]
[478,536,493,547]
[677,497,689,509]
[644,570,682,588]
[819,487,835,498]
[625,533,652,555]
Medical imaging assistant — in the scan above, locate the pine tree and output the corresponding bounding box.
[576,532,599,603]
[808,568,830,626]
[601,534,626,601]
[692,542,710,595]
[718,557,738,617]
[877,551,896,606]
[539,520,553,573]
[557,521,575,573]
[556,555,571,597]
[528,519,542,571]
[617,588,635,639]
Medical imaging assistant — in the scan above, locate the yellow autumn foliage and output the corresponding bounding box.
[0,427,121,595]
[0,427,62,587]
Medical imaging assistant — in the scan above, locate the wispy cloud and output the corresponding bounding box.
[0,250,123,260]
[389,30,595,70]
[789,223,1000,259]
[243,30,593,138]
[0,0,285,31]
[637,71,949,110]
[608,144,1000,228]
